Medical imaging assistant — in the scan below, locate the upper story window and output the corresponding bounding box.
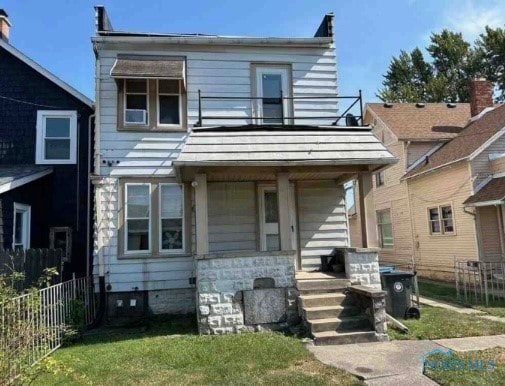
[375,171,385,187]
[124,79,148,125]
[111,55,186,131]
[428,205,455,235]
[36,110,77,164]
[158,80,181,126]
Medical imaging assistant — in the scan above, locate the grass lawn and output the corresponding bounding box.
[424,348,505,386]
[34,316,362,386]
[388,306,505,340]
[418,280,505,318]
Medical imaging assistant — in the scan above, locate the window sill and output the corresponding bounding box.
[118,252,192,260]
[118,125,188,132]
[428,233,457,237]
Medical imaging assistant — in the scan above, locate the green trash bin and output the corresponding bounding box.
[381,271,414,319]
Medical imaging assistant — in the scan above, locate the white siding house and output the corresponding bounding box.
[92,6,396,335]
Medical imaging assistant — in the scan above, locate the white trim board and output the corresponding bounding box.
[0,168,53,195]
[0,39,93,108]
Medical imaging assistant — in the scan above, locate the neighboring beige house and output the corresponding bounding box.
[350,80,505,281]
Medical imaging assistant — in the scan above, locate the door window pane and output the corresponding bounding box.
[262,74,282,123]
[266,234,280,251]
[264,191,279,223]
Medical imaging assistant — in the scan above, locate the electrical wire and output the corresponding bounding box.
[0,94,71,109]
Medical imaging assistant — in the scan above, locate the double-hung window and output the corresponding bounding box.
[160,184,184,252]
[36,111,77,164]
[158,80,181,126]
[428,205,454,235]
[124,79,148,125]
[377,209,393,248]
[123,182,185,256]
[125,184,151,253]
[13,203,31,250]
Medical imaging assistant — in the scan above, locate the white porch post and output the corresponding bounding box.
[277,172,292,251]
[194,173,209,255]
[358,173,379,248]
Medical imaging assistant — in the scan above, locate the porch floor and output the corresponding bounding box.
[295,271,346,281]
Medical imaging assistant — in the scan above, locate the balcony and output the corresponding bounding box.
[194,90,364,128]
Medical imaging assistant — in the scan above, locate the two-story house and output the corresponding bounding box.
[92,6,396,341]
[0,10,94,278]
[350,80,505,281]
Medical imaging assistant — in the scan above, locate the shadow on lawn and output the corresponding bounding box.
[74,314,199,347]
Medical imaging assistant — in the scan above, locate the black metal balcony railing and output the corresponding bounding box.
[195,89,364,127]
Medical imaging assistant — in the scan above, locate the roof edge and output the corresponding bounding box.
[0,168,53,195]
[0,39,94,108]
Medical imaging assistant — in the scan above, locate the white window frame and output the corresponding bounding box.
[254,66,292,125]
[124,79,149,126]
[428,204,455,235]
[13,203,31,250]
[159,183,185,254]
[377,208,393,248]
[157,80,182,128]
[124,183,152,254]
[35,110,77,164]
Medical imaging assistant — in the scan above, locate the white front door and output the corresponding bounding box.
[13,203,31,250]
[255,66,291,125]
[258,185,297,252]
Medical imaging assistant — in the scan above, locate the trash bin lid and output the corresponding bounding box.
[381,271,414,278]
[379,265,395,273]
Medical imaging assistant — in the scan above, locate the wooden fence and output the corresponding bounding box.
[1,276,96,384]
[0,249,63,290]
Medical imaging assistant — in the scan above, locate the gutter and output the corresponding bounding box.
[91,35,333,48]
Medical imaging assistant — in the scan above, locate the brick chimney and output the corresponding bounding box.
[469,78,494,117]
[0,9,11,42]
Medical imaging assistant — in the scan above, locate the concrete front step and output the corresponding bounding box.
[307,315,371,333]
[303,305,361,320]
[296,279,350,293]
[312,330,379,345]
[299,293,356,308]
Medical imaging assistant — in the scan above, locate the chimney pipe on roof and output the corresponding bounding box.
[314,12,334,39]
[0,9,11,43]
[469,78,494,117]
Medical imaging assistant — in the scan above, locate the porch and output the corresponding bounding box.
[173,126,396,335]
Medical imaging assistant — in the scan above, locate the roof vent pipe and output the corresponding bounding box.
[447,103,457,108]
[416,103,425,108]
[383,102,393,108]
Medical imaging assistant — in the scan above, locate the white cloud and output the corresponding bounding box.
[440,0,505,41]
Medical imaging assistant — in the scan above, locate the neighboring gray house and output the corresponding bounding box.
[92,6,396,343]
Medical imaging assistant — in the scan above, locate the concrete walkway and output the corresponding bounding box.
[308,335,505,385]
[419,296,505,323]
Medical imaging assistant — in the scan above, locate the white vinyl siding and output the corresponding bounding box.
[97,45,337,177]
[207,182,256,252]
[297,181,347,271]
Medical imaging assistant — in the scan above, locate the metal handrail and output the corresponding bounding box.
[195,89,364,127]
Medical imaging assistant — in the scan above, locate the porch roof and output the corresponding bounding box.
[0,166,53,195]
[463,177,505,207]
[174,126,397,168]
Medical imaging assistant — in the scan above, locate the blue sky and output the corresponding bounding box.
[2,0,504,101]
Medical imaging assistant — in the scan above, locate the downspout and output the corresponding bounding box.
[89,43,105,328]
[86,113,95,277]
[496,205,505,258]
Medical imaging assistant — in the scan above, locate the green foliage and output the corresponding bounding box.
[378,26,505,102]
[0,268,72,385]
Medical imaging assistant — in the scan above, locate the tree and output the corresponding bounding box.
[378,27,505,102]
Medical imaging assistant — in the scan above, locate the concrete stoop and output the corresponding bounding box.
[296,275,380,345]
